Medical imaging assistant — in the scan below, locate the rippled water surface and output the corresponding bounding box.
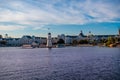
[0,47,120,80]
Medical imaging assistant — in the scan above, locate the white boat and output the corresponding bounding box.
[22,44,33,49]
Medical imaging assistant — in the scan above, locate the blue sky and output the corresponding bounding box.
[0,0,120,38]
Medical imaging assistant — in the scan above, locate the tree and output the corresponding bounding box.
[0,40,7,46]
[57,39,65,44]
[79,40,88,44]
[106,37,115,46]
[72,40,78,45]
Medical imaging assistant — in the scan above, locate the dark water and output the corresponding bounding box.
[0,47,120,80]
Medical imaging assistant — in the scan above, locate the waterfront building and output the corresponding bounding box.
[32,36,41,44]
[65,36,72,44]
[7,38,20,46]
[40,37,47,44]
[65,35,78,44]
[52,37,58,44]
[19,35,33,45]
[4,35,46,47]
[61,31,87,44]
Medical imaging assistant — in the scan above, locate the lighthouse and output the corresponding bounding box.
[46,33,52,48]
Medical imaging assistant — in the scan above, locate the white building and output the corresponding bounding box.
[65,36,73,44]
[5,35,46,46]
[52,37,58,44]
[40,37,47,44]
[19,35,33,45]
[60,31,87,44]
[6,38,20,46]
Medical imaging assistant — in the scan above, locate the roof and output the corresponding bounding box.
[40,37,47,39]
[35,37,40,39]
[94,35,116,37]
[22,35,32,39]
[66,35,78,38]
[26,36,32,39]
[79,31,86,37]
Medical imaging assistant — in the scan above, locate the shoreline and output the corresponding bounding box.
[0,44,120,48]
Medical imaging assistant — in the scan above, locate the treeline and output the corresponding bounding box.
[72,39,89,45]
[71,37,120,46]
[102,37,120,47]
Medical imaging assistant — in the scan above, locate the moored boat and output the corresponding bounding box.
[22,44,33,49]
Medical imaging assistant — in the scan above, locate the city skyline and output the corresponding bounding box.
[0,0,120,37]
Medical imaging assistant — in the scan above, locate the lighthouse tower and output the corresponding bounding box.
[46,33,52,48]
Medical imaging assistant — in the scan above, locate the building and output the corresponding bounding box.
[40,37,47,44]
[3,35,46,47]
[52,37,58,44]
[7,38,20,46]
[65,35,78,44]
[60,31,87,44]
[19,35,33,45]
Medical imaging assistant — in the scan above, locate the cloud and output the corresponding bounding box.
[32,24,48,30]
[0,24,26,31]
[0,0,120,31]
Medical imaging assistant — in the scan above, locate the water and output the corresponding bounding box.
[0,47,120,80]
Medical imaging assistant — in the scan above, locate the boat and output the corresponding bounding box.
[22,44,33,49]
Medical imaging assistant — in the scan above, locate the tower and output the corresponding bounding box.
[46,33,52,48]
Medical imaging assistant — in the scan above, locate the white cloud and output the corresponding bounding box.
[0,25,26,31]
[32,24,49,30]
[0,0,120,31]
[33,26,48,30]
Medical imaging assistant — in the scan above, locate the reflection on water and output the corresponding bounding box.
[0,47,120,80]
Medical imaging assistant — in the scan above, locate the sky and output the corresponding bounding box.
[0,0,120,38]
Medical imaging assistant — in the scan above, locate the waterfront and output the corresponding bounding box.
[0,47,120,80]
